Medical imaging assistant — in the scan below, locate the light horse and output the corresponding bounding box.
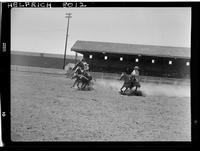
[119,72,140,93]
[71,66,92,89]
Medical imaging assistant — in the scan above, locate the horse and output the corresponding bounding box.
[119,72,140,93]
[71,61,93,89]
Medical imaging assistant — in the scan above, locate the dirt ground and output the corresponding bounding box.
[11,70,191,141]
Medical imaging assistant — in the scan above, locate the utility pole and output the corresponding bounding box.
[0,2,2,45]
[63,13,72,69]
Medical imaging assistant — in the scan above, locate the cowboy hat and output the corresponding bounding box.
[134,66,139,69]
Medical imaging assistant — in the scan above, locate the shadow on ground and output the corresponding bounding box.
[119,90,145,97]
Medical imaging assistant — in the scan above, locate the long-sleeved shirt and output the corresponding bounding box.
[131,70,140,81]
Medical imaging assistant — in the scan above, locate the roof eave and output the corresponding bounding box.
[71,49,190,59]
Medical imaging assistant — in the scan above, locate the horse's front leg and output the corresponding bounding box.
[83,84,87,89]
[71,79,78,88]
[80,82,85,89]
[77,80,81,89]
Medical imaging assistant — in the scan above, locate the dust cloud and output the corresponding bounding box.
[95,79,190,98]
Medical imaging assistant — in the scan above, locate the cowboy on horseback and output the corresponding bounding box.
[119,66,141,93]
[130,66,141,90]
[72,58,92,89]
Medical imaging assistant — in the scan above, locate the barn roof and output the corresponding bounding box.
[71,40,190,59]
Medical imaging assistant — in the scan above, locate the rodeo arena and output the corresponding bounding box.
[11,40,191,141]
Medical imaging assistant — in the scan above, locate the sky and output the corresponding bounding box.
[11,7,191,56]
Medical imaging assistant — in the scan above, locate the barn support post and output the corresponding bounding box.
[75,52,78,64]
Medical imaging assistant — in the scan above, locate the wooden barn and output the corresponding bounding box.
[71,40,190,78]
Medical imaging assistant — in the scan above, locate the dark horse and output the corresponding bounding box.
[119,72,140,93]
[71,66,92,89]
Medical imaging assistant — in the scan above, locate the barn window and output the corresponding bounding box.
[186,61,190,66]
[89,55,93,59]
[104,56,108,60]
[169,60,172,65]
[120,57,123,61]
[135,58,139,62]
[152,59,155,63]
